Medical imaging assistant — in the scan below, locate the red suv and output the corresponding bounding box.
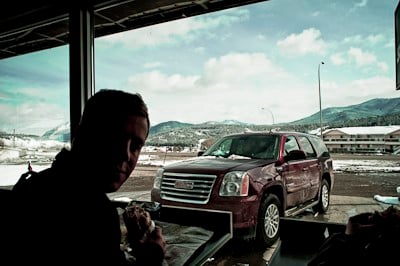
[151,131,334,247]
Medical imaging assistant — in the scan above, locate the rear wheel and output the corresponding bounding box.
[256,194,281,247]
[313,179,330,213]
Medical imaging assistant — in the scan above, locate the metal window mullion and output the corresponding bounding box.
[69,4,95,141]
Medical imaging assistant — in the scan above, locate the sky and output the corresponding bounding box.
[0,0,399,135]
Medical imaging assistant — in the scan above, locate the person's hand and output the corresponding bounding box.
[141,226,166,256]
[135,226,166,265]
[124,205,155,242]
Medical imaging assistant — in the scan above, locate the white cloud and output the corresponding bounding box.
[343,35,363,44]
[1,1,397,133]
[126,70,199,93]
[122,48,397,125]
[367,34,384,45]
[348,47,376,66]
[384,38,394,48]
[324,76,396,108]
[355,0,368,8]
[277,28,327,56]
[377,62,389,72]
[0,102,66,135]
[333,45,388,72]
[100,18,202,48]
[123,52,317,125]
[343,34,385,46]
[200,52,289,86]
[99,8,249,49]
[350,0,368,13]
[330,53,346,65]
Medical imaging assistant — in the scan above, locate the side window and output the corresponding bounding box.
[309,136,330,157]
[284,136,300,155]
[298,136,316,158]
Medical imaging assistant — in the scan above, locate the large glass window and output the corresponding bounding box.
[0,47,70,186]
[0,0,398,214]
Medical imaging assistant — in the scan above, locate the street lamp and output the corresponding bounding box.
[318,61,324,139]
[261,107,275,126]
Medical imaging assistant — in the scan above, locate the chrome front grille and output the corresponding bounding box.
[160,172,217,204]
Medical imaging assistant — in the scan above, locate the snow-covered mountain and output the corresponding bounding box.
[41,122,70,142]
[38,97,400,144]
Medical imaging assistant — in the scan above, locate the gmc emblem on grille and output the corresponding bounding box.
[174,180,194,190]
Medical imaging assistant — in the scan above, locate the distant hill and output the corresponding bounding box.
[149,121,193,135]
[290,97,400,125]
[38,97,400,145]
[41,122,70,142]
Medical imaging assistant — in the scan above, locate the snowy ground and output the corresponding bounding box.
[0,153,171,186]
[333,159,400,173]
[1,152,400,187]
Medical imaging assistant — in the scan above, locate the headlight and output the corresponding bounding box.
[152,168,164,189]
[219,171,249,196]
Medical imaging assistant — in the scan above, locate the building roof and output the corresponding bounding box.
[324,126,400,135]
[0,0,266,60]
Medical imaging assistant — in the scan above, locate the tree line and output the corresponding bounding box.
[145,113,400,148]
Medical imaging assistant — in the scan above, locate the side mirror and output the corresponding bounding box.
[320,151,330,158]
[284,150,306,162]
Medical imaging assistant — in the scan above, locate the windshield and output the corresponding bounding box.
[203,134,279,159]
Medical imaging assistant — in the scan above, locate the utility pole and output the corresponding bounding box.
[318,61,324,139]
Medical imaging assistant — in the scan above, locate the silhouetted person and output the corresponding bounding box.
[3,89,166,265]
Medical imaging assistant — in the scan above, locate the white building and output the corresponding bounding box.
[322,126,400,154]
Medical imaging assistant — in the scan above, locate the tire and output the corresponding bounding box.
[313,179,330,213]
[256,194,281,248]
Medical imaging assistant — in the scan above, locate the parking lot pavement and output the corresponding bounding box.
[300,195,390,224]
[109,192,391,225]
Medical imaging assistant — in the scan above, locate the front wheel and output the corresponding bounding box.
[256,194,281,248]
[313,179,330,213]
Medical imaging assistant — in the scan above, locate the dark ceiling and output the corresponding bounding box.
[0,0,267,60]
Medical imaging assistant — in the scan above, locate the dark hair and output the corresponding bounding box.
[72,89,150,149]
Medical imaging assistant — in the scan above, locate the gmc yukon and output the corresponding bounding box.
[151,131,334,247]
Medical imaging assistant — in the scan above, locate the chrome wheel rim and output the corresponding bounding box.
[321,184,329,208]
[264,203,280,238]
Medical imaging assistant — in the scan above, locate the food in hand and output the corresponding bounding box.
[123,204,155,243]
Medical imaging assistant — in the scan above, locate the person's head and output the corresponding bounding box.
[72,89,150,192]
